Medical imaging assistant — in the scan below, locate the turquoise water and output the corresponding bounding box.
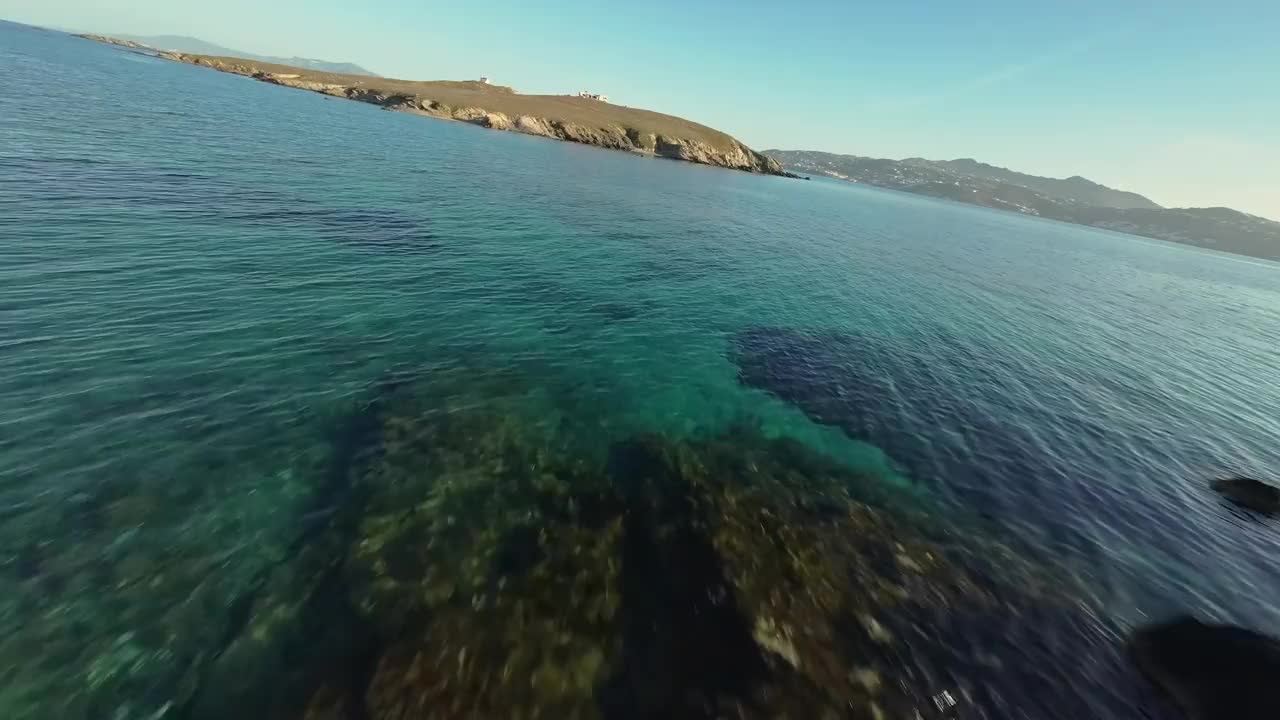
[3,21,1280,720]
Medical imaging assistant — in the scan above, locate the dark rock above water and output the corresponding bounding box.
[1211,477,1280,516]
[1131,616,1280,720]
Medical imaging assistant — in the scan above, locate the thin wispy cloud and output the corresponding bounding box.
[865,32,1113,114]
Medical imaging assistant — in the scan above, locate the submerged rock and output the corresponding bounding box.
[1211,477,1280,516]
[279,373,1123,719]
[449,106,513,130]
[0,368,1129,720]
[611,431,1126,719]
[728,325,1110,549]
[1131,616,1280,720]
[338,393,628,719]
[730,326,999,487]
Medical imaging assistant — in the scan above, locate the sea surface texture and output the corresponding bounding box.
[3,21,1279,720]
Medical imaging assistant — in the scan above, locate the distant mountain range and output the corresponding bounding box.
[111,34,378,76]
[767,150,1280,261]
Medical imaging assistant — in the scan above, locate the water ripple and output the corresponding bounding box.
[2,20,1279,720]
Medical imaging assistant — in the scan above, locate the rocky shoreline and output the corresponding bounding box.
[77,34,787,177]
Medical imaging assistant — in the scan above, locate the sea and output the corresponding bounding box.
[2,19,1278,720]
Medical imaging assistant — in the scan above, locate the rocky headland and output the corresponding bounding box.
[76,34,784,176]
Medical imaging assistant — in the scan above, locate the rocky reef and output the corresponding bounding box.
[76,34,785,177]
[275,376,1156,715]
[2,363,1144,719]
[729,325,1000,488]
[728,325,1096,536]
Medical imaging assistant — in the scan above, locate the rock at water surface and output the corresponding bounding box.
[1211,477,1280,516]
[1131,616,1280,720]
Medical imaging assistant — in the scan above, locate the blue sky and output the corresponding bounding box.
[5,0,1278,217]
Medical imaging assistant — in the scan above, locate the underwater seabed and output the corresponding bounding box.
[0,365,1145,720]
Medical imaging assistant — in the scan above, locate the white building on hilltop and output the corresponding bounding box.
[479,76,490,84]
[577,90,609,102]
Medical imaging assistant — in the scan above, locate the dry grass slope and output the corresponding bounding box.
[182,55,744,154]
[75,30,784,175]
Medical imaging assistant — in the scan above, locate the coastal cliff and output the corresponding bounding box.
[78,34,784,176]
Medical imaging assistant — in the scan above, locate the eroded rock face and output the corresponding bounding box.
[1131,617,1280,720]
[514,114,555,137]
[345,87,402,105]
[1211,477,1280,516]
[654,135,782,173]
[448,106,512,130]
[251,72,347,95]
[625,128,657,152]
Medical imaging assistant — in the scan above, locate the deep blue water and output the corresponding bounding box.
[2,20,1279,720]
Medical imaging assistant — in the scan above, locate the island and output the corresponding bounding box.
[766,150,1280,261]
[77,34,785,177]
[82,32,380,76]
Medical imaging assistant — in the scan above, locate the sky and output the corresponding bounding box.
[4,0,1278,218]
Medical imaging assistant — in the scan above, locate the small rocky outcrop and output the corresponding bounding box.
[447,106,513,130]
[1211,477,1280,515]
[252,72,347,96]
[550,120,632,151]
[1131,616,1280,720]
[514,114,555,136]
[625,128,658,152]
